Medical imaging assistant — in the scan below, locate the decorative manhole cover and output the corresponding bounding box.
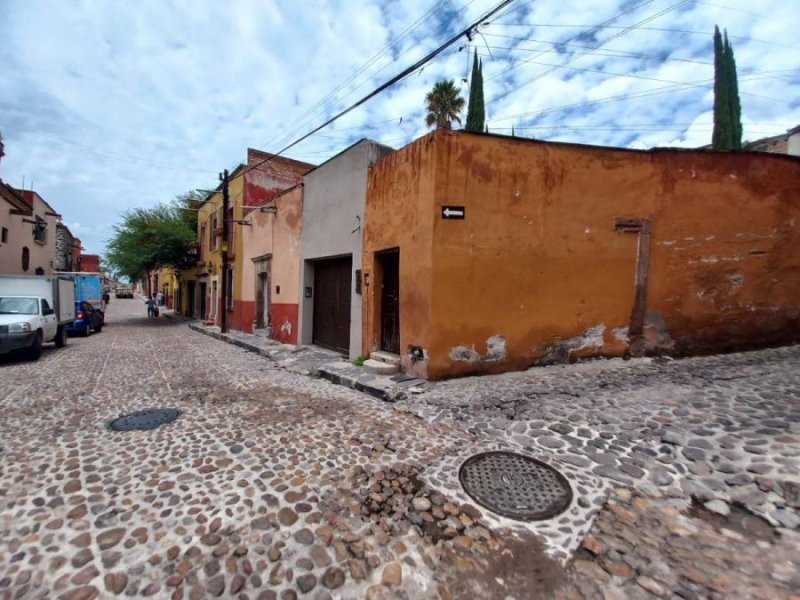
[109,409,181,432]
[458,451,573,521]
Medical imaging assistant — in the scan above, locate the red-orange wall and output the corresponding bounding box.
[364,130,800,379]
[79,254,100,273]
[271,303,299,344]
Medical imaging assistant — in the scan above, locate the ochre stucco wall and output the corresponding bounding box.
[362,135,437,377]
[366,130,800,380]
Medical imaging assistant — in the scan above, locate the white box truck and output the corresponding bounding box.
[0,275,76,360]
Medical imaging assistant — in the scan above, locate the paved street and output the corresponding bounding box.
[1,299,799,599]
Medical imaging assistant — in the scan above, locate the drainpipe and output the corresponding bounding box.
[614,218,652,358]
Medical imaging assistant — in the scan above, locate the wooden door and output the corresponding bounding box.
[380,251,400,353]
[313,257,352,353]
[199,282,207,319]
[255,272,269,329]
[186,282,195,317]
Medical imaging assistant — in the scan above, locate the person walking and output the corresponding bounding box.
[145,296,157,319]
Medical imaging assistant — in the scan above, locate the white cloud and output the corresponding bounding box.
[0,0,798,254]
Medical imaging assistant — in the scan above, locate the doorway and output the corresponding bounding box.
[256,271,270,330]
[199,282,207,320]
[186,281,196,317]
[379,250,400,354]
[312,256,352,353]
[211,281,218,321]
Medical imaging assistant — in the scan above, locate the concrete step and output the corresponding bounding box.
[362,359,399,375]
[369,351,401,367]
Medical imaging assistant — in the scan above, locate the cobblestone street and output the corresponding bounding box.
[1,299,799,599]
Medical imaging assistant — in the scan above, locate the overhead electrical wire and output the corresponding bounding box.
[266,0,453,150]
[487,72,790,125]
[485,0,659,84]
[267,0,482,153]
[487,23,800,50]
[226,0,518,189]
[490,0,695,103]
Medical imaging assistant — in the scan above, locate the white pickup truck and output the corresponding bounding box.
[0,275,76,360]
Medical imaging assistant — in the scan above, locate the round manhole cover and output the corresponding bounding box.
[458,451,573,521]
[109,409,181,432]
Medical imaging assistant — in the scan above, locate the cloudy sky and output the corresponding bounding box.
[1,0,798,256]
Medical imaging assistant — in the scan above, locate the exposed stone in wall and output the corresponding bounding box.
[537,325,608,365]
[449,335,507,363]
[54,223,74,271]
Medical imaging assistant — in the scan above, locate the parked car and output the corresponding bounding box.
[115,286,133,298]
[65,301,103,337]
[0,275,75,360]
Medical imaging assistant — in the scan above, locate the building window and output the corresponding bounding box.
[211,214,218,250]
[33,217,47,244]
[22,246,30,271]
[200,224,207,261]
[1,227,7,244]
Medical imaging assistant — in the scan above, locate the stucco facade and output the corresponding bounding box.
[363,130,800,380]
[299,139,394,359]
[0,187,58,276]
[240,185,303,341]
[230,150,313,333]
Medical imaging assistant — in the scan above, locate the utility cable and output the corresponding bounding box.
[485,0,658,83]
[233,0,517,185]
[267,0,467,152]
[491,0,694,104]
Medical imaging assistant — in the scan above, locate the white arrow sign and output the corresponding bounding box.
[441,206,465,219]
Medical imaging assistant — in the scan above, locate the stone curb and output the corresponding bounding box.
[187,323,419,402]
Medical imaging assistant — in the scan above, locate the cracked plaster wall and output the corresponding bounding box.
[365,130,800,379]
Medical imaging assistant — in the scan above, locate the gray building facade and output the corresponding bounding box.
[298,139,394,359]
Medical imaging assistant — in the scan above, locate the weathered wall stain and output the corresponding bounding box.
[364,130,800,379]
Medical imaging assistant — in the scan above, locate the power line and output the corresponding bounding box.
[487,22,800,50]
[22,131,218,174]
[697,1,800,29]
[235,0,517,185]
[487,72,791,124]
[266,0,453,151]
[490,0,695,103]
[475,40,799,85]
[485,0,659,84]
[267,0,482,153]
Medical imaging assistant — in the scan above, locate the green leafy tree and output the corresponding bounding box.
[465,50,485,132]
[712,26,742,150]
[425,79,466,130]
[106,191,203,282]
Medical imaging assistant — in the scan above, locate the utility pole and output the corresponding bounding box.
[220,169,229,333]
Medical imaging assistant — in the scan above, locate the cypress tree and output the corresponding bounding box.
[475,58,485,132]
[465,50,486,132]
[712,26,743,150]
[724,32,743,150]
[712,26,731,149]
[465,49,479,131]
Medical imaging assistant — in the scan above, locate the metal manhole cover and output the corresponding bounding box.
[458,451,573,521]
[109,409,181,432]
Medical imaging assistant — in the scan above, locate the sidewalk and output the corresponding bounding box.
[184,319,428,402]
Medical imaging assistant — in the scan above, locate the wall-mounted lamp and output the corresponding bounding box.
[259,206,277,213]
[234,220,251,226]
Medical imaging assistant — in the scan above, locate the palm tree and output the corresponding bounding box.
[425,80,465,130]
